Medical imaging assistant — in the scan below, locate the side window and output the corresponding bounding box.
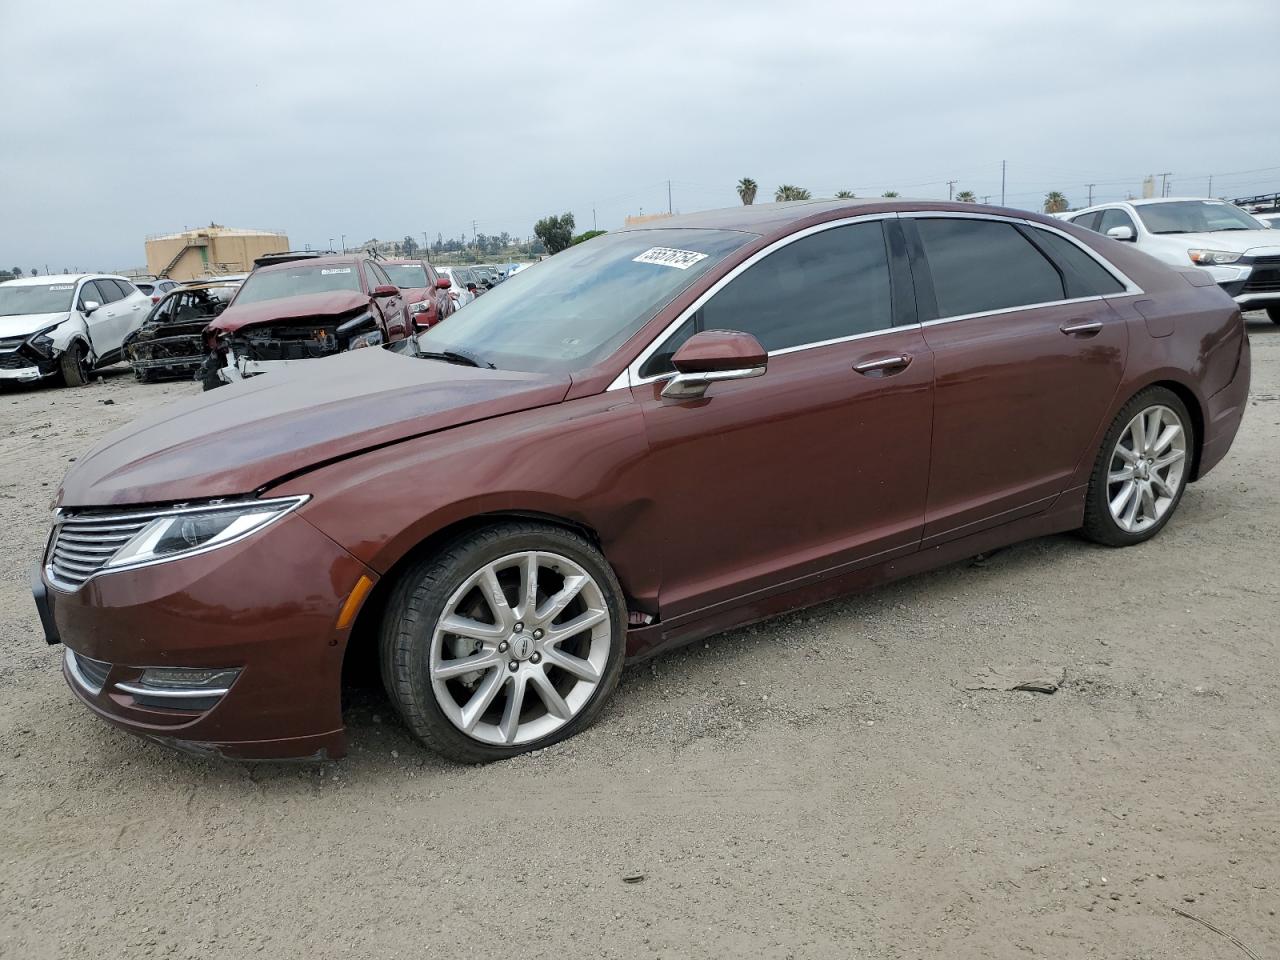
[639,223,894,377]
[1097,208,1137,236]
[916,218,1064,318]
[94,279,124,303]
[1026,229,1125,297]
[113,279,138,299]
[365,262,392,289]
[1070,211,1102,233]
[151,294,177,322]
[78,281,102,309]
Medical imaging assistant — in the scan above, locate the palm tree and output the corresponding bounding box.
[834,190,856,199]
[1044,191,1068,213]
[955,190,977,203]
[775,185,812,202]
[881,190,899,197]
[736,178,758,205]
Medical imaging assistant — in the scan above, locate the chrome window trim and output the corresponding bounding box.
[44,495,309,593]
[606,210,1145,392]
[610,213,899,391]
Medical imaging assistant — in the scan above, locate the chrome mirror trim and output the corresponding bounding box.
[660,364,765,400]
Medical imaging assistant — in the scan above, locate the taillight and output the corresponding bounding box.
[151,295,160,304]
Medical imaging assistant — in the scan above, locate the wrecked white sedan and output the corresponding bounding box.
[0,274,152,386]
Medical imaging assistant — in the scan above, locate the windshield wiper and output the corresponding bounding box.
[416,349,495,369]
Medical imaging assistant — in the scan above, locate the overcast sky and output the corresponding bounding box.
[1,0,1277,271]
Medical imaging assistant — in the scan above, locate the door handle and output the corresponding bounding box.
[1060,319,1103,336]
[853,353,912,375]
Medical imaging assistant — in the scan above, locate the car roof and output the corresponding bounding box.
[0,273,124,286]
[253,254,359,275]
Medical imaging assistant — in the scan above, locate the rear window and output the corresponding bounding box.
[916,218,1064,318]
[234,263,363,305]
[135,283,155,294]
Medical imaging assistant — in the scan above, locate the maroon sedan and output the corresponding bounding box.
[380,258,455,328]
[35,200,1249,763]
[199,254,410,390]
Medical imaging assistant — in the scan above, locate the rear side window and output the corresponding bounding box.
[1070,211,1102,232]
[112,279,137,298]
[93,279,124,303]
[1026,228,1125,296]
[916,218,1064,318]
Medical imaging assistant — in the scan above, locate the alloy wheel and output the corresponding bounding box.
[428,551,612,746]
[1106,404,1187,534]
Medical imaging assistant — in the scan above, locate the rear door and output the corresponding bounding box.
[904,214,1129,545]
[630,217,935,621]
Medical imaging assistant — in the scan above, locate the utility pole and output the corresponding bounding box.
[593,205,597,231]
[947,180,957,201]
[1207,174,1213,197]
[340,233,346,254]
[471,220,477,245]
[1000,160,1006,206]
[423,231,431,263]
[1158,172,1172,197]
[1086,183,1095,206]
[667,180,673,215]
[328,237,334,252]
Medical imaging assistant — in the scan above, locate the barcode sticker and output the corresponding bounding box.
[320,268,352,275]
[632,247,709,270]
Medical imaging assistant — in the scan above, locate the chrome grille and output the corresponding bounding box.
[47,512,153,588]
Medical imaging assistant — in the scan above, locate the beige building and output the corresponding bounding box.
[144,224,289,280]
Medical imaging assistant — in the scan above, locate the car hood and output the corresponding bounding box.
[59,346,571,506]
[211,291,371,334]
[0,311,71,338]
[1155,230,1280,255]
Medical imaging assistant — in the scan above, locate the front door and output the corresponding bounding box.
[631,219,935,622]
[905,215,1129,544]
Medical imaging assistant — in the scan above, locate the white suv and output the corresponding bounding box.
[0,274,152,386]
[1066,197,1280,323]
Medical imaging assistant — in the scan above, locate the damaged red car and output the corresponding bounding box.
[34,200,1249,764]
[380,258,455,329]
[198,254,410,389]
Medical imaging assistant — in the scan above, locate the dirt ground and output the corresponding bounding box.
[1,316,1278,960]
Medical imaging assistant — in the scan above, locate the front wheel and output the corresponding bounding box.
[379,522,626,763]
[59,343,89,387]
[1266,305,1280,325]
[1081,386,1193,546]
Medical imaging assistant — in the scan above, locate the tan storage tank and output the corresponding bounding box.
[145,225,289,280]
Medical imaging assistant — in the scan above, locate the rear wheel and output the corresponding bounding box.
[379,522,626,763]
[1081,386,1193,546]
[1266,305,1280,325]
[59,343,89,387]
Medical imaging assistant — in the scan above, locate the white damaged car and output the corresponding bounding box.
[0,274,152,386]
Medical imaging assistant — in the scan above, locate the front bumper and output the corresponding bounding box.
[0,364,48,382]
[37,511,376,760]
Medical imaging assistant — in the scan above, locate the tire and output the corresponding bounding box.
[1081,386,1194,547]
[1266,305,1280,325]
[379,521,627,763]
[59,343,89,387]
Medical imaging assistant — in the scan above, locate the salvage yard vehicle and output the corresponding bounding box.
[197,254,410,389]
[0,274,151,387]
[124,278,242,382]
[34,199,1250,763]
[1067,197,1280,323]
[132,278,182,304]
[380,258,454,328]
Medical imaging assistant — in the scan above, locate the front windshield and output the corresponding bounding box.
[416,228,753,374]
[1137,201,1262,234]
[0,282,77,316]
[233,263,362,305]
[383,263,429,287]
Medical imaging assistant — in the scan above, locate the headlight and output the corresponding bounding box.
[26,323,62,358]
[1188,249,1241,266]
[347,329,384,350]
[102,496,307,571]
[409,299,431,314]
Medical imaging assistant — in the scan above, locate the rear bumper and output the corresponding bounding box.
[39,512,375,761]
[1197,329,1251,480]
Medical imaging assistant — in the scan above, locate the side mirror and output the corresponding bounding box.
[435,277,452,289]
[372,284,399,298]
[662,330,767,400]
[1106,226,1135,241]
[82,300,100,315]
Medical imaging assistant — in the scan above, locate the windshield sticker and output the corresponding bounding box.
[320,268,352,275]
[49,284,75,291]
[633,247,709,270]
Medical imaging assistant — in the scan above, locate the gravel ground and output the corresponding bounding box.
[2,316,1278,959]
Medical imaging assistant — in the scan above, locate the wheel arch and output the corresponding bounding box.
[341,509,609,687]
[1145,378,1206,481]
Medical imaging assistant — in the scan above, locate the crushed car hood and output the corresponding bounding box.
[59,347,571,506]
[211,291,371,334]
[0,311,70,338]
